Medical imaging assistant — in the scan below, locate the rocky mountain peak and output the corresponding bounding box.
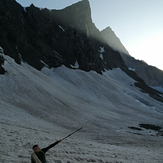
[51,0,99,38]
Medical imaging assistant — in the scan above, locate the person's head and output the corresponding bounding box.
[32,145,41,153]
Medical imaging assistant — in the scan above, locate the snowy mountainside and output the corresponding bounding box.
[0,54,163,163]
[1,53,163,136]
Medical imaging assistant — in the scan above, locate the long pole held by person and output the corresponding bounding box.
[61,127,83,141]
[31,127,83,163]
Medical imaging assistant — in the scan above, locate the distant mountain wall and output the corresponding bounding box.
[101,27,163,87]
[122,55,163,87]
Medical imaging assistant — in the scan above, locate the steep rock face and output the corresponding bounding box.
[0,0,64,69]
[51,0,99,37]
[101,27,163,87]
[0,0,162,102]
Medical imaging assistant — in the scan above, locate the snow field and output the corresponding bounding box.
[0,54,163,162]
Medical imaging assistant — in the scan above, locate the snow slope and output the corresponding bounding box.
[151,86,163,94]
[0,53,163,163]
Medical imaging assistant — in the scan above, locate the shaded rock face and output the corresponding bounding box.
[0,0,162,102]
[0,0,109,73]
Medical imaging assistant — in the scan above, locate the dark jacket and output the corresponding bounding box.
[31,141,59,163]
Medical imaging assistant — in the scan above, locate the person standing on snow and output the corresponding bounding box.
[31,140,61,163]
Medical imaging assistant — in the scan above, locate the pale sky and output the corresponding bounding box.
[15,0,163,71]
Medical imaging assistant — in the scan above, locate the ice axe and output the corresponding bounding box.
[60,127,83,141]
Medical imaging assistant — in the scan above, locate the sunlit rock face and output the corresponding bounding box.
[0,0,109,73]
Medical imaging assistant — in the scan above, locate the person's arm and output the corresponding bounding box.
[42,140,61,153]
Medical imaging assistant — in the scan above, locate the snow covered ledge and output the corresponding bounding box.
[0,46,6,74]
